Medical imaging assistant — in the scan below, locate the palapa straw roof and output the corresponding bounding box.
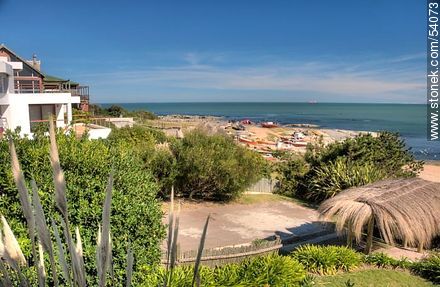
[318,178,440,249]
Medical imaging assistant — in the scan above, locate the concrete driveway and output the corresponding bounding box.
[163,195,330,251]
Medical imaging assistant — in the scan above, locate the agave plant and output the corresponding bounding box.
[0,120,133,286]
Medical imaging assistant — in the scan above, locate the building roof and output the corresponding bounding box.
[318,178,440,249]
[0,44,43,77]
[43,74,79,85]
[0,44,79,86]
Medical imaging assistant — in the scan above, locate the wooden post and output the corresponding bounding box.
[403,238,408,248]
[346,223,353,248]
[364,216,374,254]
[417,243,423,253]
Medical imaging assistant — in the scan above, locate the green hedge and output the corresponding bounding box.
[138,254,306,286]
[291,245,363,275]
[0,131,165,284]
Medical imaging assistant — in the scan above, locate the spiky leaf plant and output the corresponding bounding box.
[0,121,133,286]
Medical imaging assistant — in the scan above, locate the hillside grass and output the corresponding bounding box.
[315,269,435,287]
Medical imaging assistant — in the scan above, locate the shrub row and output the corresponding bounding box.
[138,254,306,287]
[134,246,439,286]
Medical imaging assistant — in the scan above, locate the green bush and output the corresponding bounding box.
[304,132,422,175]
[276,132,423,203]
[108,125,167,146]
[364,252,411,269]
[90,104,157,120]
[291,245,363,275]
[275,154,308,197]
[172,129,267,201]
[411,252,440,284]
[108,125,176,196]
[238,254,306,286]
[139,265,215,287]
[304,158,386,202]
[0,131,165,284]
[139,254,306,286]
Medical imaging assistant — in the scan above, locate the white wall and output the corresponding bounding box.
[4,93,80,136]
[0,60,80,136]
[87,125,112,139]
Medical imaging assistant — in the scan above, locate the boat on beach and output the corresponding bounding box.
[238,136,258,145]
[261,121,278,128]
[292,141,308,147]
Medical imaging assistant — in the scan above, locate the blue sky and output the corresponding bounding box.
[0,0,426,103]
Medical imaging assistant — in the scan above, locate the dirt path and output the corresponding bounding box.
[163,195,329,251]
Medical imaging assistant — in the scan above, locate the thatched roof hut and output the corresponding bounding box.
[318,178,440,253]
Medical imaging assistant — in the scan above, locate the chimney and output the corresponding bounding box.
[26,53,41,71]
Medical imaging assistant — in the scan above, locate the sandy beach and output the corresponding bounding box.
[143,115,378,157]
[419,163,440,182]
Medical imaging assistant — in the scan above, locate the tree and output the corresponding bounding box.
[172,130,267,201]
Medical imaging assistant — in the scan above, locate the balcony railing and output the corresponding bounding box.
[14,76,43,93]
[14,80,89,100]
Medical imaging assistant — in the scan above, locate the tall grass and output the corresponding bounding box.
[0,121,211,286]
[0,121,131,286]
[163,186,211,287]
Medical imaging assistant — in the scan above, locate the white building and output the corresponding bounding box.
[0,45,81,137]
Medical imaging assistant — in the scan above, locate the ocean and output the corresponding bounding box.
[102,103,439,161]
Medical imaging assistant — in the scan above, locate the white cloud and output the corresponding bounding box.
[77,52,425,102]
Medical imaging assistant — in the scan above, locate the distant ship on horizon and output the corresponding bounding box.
[308,100,318,104]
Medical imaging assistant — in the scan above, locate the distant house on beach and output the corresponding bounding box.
[0,44,90,136]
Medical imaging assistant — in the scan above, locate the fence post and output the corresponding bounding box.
[176,243,181,266]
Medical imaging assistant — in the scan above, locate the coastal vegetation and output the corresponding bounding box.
[170,129,267,201]
[291,245,363,275]
[0,126,437,286]
[140,245,439,286]
[141,254,306,286]
[276,132,423,202]
[0,128,164,284]
[89,104,158,120]
[109,126,267,201]
[1,120,435,286]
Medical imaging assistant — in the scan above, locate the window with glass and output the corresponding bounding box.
[0,74,8,93]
